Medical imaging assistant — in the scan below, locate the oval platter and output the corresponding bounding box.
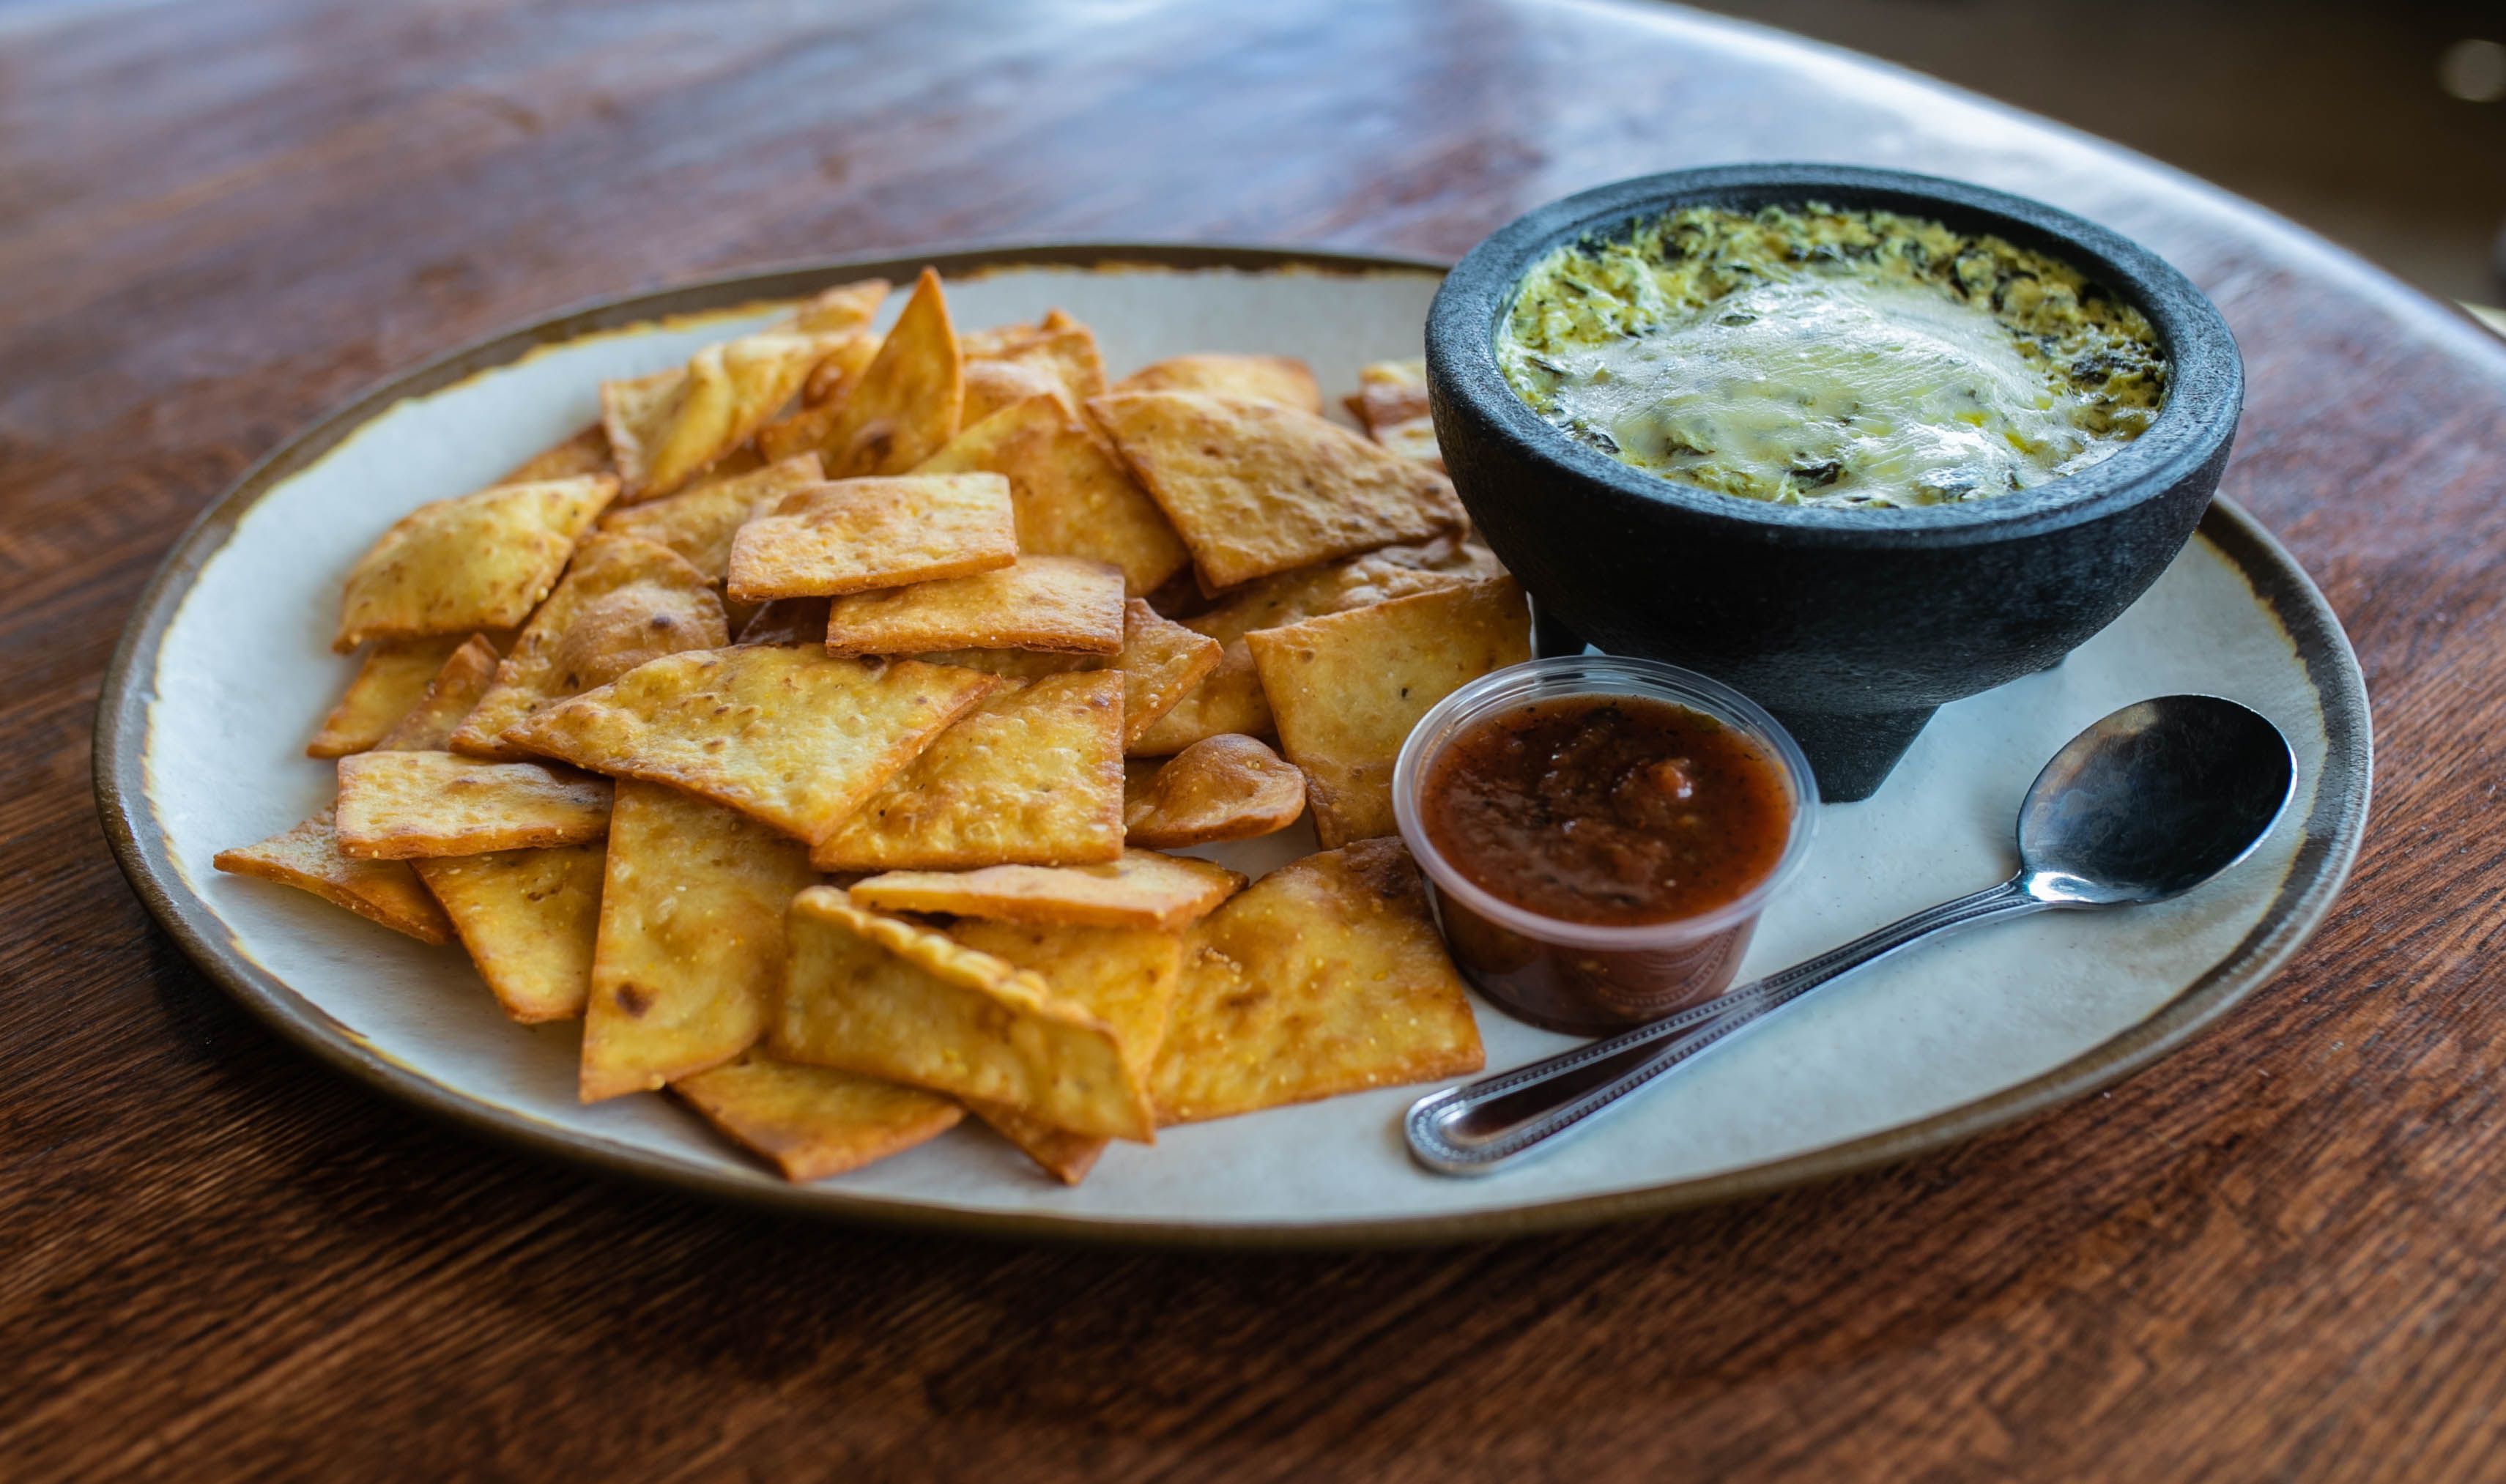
[94,244,2371,1247]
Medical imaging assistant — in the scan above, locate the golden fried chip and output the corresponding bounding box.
[1345,357,1442,470]
[212,809,453,944]
[909,598,1212,746]
[735,596,829,646]
[914,393,1189,596]
[447,535,729,757]
[1111,353,1321,413]
[724,473,1017,602]
[771,891,1153,1141]
[980,324,1105,401]
[810,672,1124,872]
[579,780,820,1100]
[824,555,1123,657]
[602,308,849,502]
[1124,734,1306,847]
[798,330,883,409]
[757,267,962,477]
[962,357,1070,428]
[1127,551,1486,754]
[848,848,1242,930]
[596,453,823,582]
[412,842,604,1022]
[333,475,617,652]
[1152,839,1483,1124]
[968,1102,1106,1185]
[957,308,1070,360]
[333,750,613,858]
[675,1050,961,1181]
[1089,391,1464,590]
[371,635,502,751]
[497,423,614,485]
[785,278,891,335]
[306,633,475,757]
[503,647,996,844]
[1246,576,1529,847]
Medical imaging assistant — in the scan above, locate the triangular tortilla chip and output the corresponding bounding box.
[1127,550,1487,754]
[502,646,996,845]
[1123,734,1306,847]
[724,474,1017,603]
[771,890,1154,1141]
[212,809,454,945]
[920,599,1220,749]
[334,475,617,652]
[956,308,1080,361]
[948,918,1185,1176]
[757,267,963,478]
[784,278,891,335]
[448,535,729,757]
[372,634,502,751]
[306,633,476,757]
[968,324,1105,416]
[824,555,1124,657]
[333,750,613,858]
[602,310,852,502]
[412,842,604,1022]
[579,779,820,1100]
[1152,839,1483,1124]
[1344,356,1443,470]
[797,330,883,410]
[674,1050,961,1181]
[809,672,1124,872]
[1089,391,1464,591]
[915,392,1189,596]
[497,423,614,485]
[1246,576,1529,847]
[847,848,1242,931]
[963,357,1070,428]
[596,453,823,583]
[1111,353,1321,413]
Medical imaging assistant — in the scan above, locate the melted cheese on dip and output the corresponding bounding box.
[1499,205,2168,509]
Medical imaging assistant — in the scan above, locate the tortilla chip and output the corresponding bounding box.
[412,842,604,1022]
[797,330,883,409]
[1246,576,1530,847]
[914,393,1189,597]
[212,809,453,945]
[947,918,1184,1168]
[371,635,502,752]
[911,598,1219,747]
[735,596,830,646]
[724,473,1017,602]
[824,555,1124,657]
[1124,734,1306,847]
[967,1103,1106,1185]
[1345,357,1443,470]
[333,475,617,652]
[674,1050,962,1181]
[757,267,962,477]
[810,671,1124,872]
[1089,391,1464,590]
[771,890,1154,1141]
[306,633,475,757]
[785,278,891,336]
[579,779,819,1100]
[602,313,846,502]
[981,324,1105,400]
[497,423,614,485]
[447,535,729,757]
[962,357,1070,428]
[596,453,824,582]
[333,749,613,858]
[847,848,1242,930]
[1127,551,1488,754]
[1111,354,1321,413]
[1152,839,1483,1124]
[503,646,996,844]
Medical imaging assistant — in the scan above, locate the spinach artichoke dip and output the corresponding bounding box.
[1498,204,2168,509]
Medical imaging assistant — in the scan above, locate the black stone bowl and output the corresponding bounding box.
[1425,164,2244,801]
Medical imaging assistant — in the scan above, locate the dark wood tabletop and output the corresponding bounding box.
[10,1,2505,1478]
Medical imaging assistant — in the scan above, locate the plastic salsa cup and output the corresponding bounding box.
[1392,656,1820,1035]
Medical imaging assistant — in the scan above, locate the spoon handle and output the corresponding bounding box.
[1406,878,2050,1175]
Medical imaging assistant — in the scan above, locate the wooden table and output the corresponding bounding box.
[10,1,2503,1477]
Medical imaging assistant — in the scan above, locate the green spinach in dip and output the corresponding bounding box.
[1499,204,2168,509]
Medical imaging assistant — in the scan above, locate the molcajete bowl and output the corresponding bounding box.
[1424,164,2244,801]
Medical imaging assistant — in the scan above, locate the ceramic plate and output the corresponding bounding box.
[96,245,2371,1247]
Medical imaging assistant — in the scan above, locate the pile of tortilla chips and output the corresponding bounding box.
[218,269,1530,1187]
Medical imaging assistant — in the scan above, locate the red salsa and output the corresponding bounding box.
[1422,693,1793,925]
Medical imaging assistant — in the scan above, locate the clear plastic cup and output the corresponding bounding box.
[1393,656,1820,1035]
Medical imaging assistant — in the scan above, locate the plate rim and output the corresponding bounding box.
[92,241,2374,1250]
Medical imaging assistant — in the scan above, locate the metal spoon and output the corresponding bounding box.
[1405,694,2296,1176]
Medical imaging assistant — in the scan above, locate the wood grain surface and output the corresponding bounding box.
[9,1,2505,1479]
